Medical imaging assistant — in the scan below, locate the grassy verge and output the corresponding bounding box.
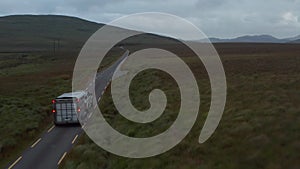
[61,44,300,169]
[0,52,74,168]
[0,47,123,168]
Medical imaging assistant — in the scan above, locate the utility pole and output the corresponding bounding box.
[53,39,56,57]
[57,39,60,52]
[52,39,61,57]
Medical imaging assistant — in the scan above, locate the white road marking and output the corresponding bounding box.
[31,138,41,148]
[8,156,22,169]
[57,152,67,165]
[72,135,79,144]
[47,125,55,133]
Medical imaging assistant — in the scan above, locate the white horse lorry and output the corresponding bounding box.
[52,91,93,125]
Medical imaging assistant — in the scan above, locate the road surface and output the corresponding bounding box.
[6,51,129,169]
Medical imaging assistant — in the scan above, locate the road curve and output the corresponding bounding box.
[6,51,128,169]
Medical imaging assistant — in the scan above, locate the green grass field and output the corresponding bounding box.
[0,52,73,168]
[0,47,123,168]
[61,43,300,169]
[1,15,299,169]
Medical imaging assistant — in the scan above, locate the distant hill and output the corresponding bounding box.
[283,35,300,42]
[1,15,299,53]
[202,34,300,43]
[0,15,179,54]
[289,39,300,43]
[0,15,103,53]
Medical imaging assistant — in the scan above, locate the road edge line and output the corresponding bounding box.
[72,135,79,144]
[8,156,22,169]
[30,138,41,148]
[57,152,67,165]
[47,125,55,133]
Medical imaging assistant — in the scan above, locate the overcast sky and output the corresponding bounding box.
[0,0,299,38]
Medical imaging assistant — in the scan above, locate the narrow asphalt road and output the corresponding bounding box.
[6,50,129,169]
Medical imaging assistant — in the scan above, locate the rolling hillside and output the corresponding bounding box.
[1,14,298,53]
[0,15,103,53]
[204,35,300,43]
[290,39,300,43]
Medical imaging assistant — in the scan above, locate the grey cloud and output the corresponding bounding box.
[195,0,226,9]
